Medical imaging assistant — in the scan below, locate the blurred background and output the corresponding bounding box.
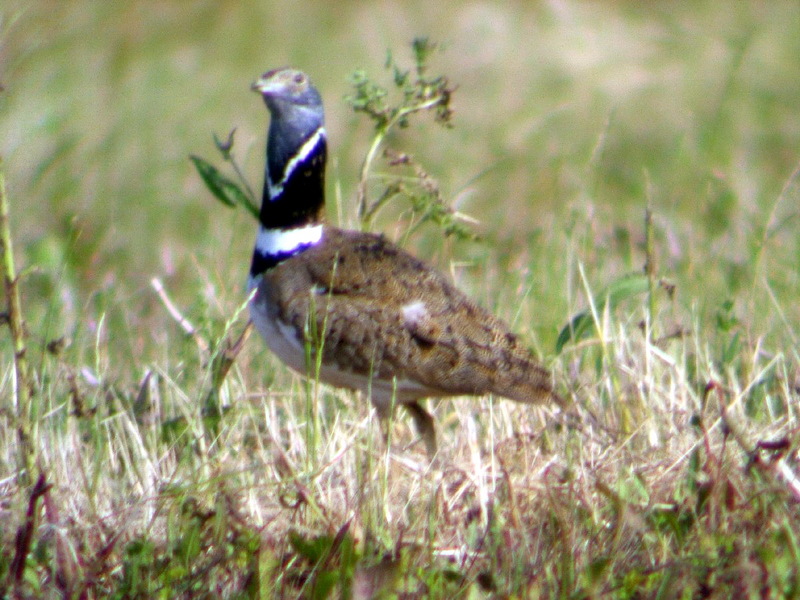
[1,1,799,379]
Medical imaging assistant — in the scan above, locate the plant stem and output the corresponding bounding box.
[356,128,388,227]
[228,154,258,210]
[0,159,35,485]
[356,96,447,229]
[644,190,657,341]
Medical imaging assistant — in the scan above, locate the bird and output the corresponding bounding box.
[247,67,563,455]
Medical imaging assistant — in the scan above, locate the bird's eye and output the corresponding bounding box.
[294,73,305,84]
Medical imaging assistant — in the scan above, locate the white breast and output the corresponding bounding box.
[249,299,305,374]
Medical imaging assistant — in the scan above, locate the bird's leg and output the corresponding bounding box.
[370,396,396,454]
[403,401,437,458]
[371,390,437,457]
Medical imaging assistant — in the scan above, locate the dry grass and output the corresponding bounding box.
[1,1,800,597]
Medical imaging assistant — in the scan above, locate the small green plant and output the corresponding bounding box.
[0,159,36,485]
[189,130,259,220]
[345,38,471,240]
[112,492,264,599]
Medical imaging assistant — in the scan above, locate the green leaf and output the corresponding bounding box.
[556,273,650,353]
[189,155,259,220]
[587,557,611,582]
[720,330,741,367]
[312,572,338,600]
[714,299,739,331]
[213,128,236,159]
[288,530,334,563]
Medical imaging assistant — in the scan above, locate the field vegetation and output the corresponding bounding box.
[1,2,799,597]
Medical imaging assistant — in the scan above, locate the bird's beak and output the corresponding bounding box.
[252,69,281,95]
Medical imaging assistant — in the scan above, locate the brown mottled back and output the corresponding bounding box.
[258,227,562,407]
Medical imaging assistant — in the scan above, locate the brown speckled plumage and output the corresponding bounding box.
[257,227,556,404]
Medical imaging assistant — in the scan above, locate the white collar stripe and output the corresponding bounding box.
[268,127,326,200]
[255,224,323,256]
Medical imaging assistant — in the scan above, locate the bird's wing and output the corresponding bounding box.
[264,229,558,404]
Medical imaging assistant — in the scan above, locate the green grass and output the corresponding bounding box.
[2,1,800,597]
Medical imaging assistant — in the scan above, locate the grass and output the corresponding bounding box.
[1,1,800,597]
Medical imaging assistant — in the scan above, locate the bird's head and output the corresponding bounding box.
[252,68,323,124]
[253,68,325,185]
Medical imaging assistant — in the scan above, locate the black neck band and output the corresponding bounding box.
[259,135,327,229]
